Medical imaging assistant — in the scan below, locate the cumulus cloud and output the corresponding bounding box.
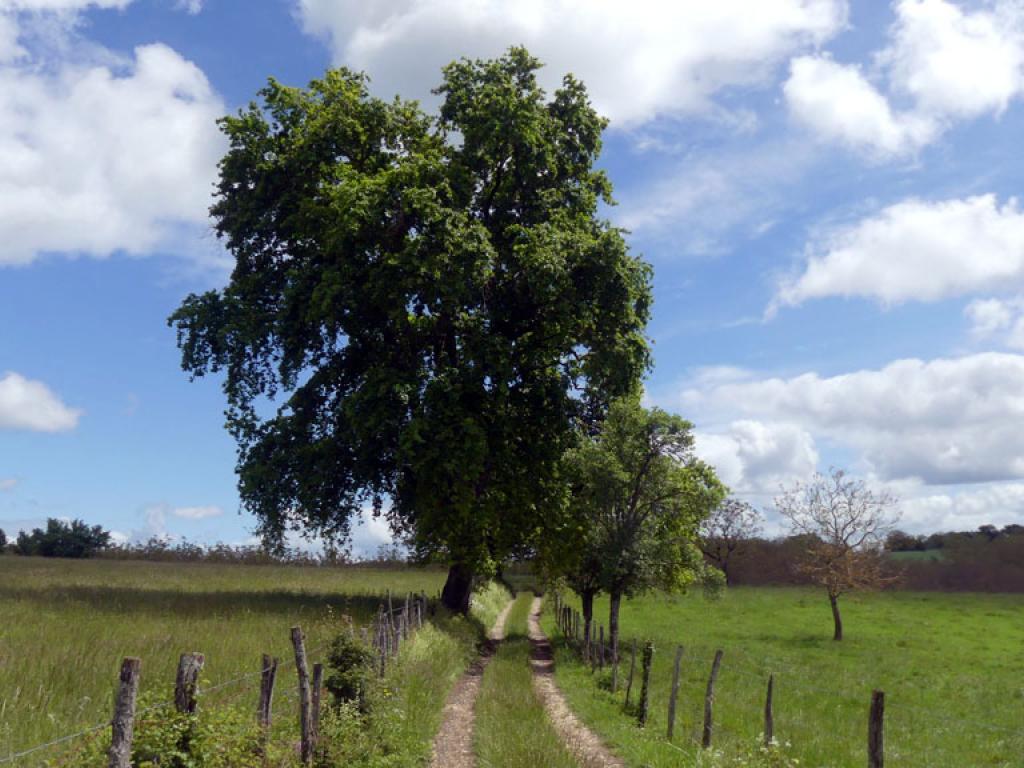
[899,480,1024,532]
[884,0,1024,119]
[695,420,819,494]
[773,195,1024,310]
[783,55,936,157]
[0,372,80,431]
[0,3,226,266]
[296,0,846,125]
[171,505,223,520]
[784,0,1024,156]
[680,353,1024,485]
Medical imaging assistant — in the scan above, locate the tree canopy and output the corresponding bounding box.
[560,395,725,664]
[169,48,652,610]
[13,518,111,558]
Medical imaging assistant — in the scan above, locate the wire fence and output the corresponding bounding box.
[549,591,1024,763]
[0,588,425,766]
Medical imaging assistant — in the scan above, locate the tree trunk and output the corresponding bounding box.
[829,592,843,641]
[721,561,731,586]
[609,590,622,663]
[441,562,474,614]
[581,589,595,658]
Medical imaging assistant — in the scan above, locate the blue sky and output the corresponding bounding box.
[4,0,1024,552]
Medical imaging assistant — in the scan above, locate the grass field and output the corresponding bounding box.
[543,586,1024,767]
[475,592,579,768]
[0,557,449,761]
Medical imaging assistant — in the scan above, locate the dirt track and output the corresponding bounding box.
[527,596,626,768]
[429,599,514,768]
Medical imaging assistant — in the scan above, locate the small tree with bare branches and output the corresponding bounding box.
[699,497,763,585]
[776,469,899,641]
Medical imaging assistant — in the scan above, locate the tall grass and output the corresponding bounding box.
[0,557,447,760]
[475,592,579,768]
[543,587,1024,767]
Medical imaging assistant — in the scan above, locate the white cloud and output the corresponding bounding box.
[0,478,17,491]
[0,4,226,266]
[174,0,202,13]
[171,505,223,520]
[679,352,1024,485]
[784,0,1024,156]
[0,372,80,431]
[296,0,847,125]
[884,0,1024,119]
[783,55,936,157]
[774,195,1024,310]
[899,480,1024,532]
[695,420,819,494]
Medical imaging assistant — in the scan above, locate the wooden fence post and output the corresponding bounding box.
[291,626,314,765]
[667,645,684,740]
[869,690,885,768]
[257,654,278,747]
[764,674,774,747]
[624,639,637,708]
[174,653,205,714]
[638,641,654,727]
[108,657,141,768]
[701,650,724,749]
[598,626,605,670]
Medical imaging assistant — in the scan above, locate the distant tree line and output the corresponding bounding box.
[0,518,411,566]
[700,522,1024,593]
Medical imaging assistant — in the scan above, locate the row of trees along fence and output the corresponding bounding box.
[551,592,888,768]
[1,591,428,767]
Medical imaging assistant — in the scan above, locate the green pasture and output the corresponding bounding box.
[0,557,448,761]
[542,587,1024,767]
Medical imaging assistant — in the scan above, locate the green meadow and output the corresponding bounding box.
[0,557,449,761]
[542,587,1024,767]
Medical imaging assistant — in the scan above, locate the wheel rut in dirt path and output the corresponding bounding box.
[429,599,514,768]
[528,596,626,768]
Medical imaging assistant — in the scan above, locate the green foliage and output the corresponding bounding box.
[13,518,110,558]
[168,48,652,577]
[0,527,6,552]
[325,631,376,709]
[561,395,726,600]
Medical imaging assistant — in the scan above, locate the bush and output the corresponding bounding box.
[325,631,376,710]
[14,518,110,558]
[0,527,6,552]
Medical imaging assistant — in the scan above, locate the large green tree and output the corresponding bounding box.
[563,395,725,669]
[169,49,651,612]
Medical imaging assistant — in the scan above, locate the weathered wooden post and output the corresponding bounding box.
[638,641,654,727]
[624,639,637,708]
[869,690,885,768]
[291,626,314,765]
[108,657,141,768]
[257,654,279,740]
[667,645,684,740]
[764,674,774,747]
[598,625,605,670]
[701,650,724,749]
[311,663,324,753]
[174,653,205,714]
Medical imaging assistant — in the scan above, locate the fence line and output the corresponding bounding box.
[0,590,429,766]
[548,590,1024,763]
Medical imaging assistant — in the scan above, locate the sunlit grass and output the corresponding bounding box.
[542,587,1024,767]
[0,556,448,760]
